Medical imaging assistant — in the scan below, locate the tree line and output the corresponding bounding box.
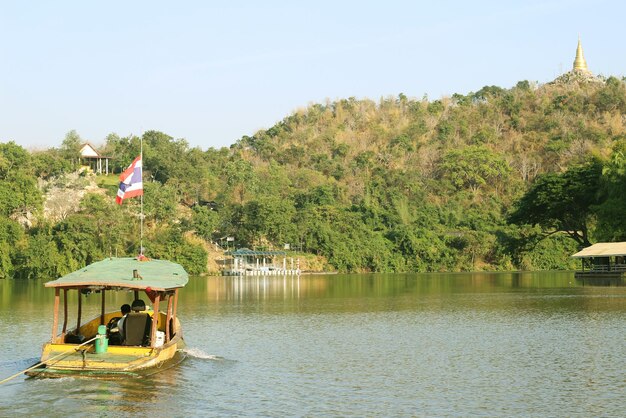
[2,76,626,278]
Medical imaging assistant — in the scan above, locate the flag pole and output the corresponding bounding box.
[140,134,144,256]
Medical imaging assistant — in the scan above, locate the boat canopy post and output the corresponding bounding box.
[100,289,106,325]
[150,293,161,347]
[52,288,60,342]
[173,289,179,336]
[62,289,68,339]
[165,292,173,343]
[76,289,82,332]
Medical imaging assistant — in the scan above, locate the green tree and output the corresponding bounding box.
[192,205,219,241]
[31,148,71,179]
[104,133,141,173]
[0,172,42,217]
[440,145,510,194]
[53,214,104,274]
[239,196,297,247]
[224,158,257,203]
[60,130,83,169]
[147,226,207,275]
[15,229,62,279]
[594,76,626,113]
[508,160,603,247]
[142,130,190,183]
[0,141,32,178]
[0,218,24,278]
[143,182,178,225]
[79,193,127,255]
[594,142,626,240]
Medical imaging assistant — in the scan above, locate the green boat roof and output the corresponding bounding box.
[44,257,189,291]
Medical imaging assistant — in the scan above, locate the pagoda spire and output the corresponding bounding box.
[572,37,589,73]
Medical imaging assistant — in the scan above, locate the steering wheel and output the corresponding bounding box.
[107,316,122,334]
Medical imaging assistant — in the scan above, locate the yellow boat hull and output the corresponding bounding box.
[27,312,186,378]
[27,336,186,378]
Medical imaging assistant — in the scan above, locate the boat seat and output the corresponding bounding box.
[122,312,152,346]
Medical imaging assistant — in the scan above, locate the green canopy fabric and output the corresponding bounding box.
[44,257,189,291]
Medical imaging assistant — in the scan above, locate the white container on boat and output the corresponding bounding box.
[155,331,165,347]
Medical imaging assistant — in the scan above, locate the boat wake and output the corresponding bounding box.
[181,347,224,360]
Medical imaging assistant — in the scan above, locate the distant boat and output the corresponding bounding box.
[26,257,188,378]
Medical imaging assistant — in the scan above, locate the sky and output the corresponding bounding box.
[1,0,624,151]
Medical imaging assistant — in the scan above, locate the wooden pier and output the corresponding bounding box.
[571,242,626,285]
[221,248,300,276]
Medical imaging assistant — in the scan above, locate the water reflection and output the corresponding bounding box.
[190,271,578,300]
[179,271,626,315]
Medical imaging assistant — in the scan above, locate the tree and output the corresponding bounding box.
[594,76,626,113]
[104,133,141,173]
[31,148,71,179]
[146,226,207,275]
[0,142,42,218]
[192,205,219,241]
[240,196,297,247]
[15,230,62,279]
[0,172,42,218]
[508,160,603,247]
[60,130,83,169]
[224,158,257,203]
[440,145,511,194]
[0,218,24,278]
[53,214,104,273]
[143,182,178,225]
[142,130,190,183]
[594,142,626,240]
[0,141,32,179]
[79,193,127,255]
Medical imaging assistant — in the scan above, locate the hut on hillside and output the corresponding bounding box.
[79,143,111,175]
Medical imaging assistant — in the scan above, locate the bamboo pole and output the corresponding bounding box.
[62,289,68,338]
[172,289,179,336]
[150,293,161,347]
[100,289,106,325]
[165,293,172,343]
[51,289,60,343]
[76,289,82,332]
[140,136,144,255]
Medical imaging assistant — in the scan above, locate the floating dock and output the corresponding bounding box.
[221,248,300,276]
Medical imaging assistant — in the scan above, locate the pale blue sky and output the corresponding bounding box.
[1,0,623,150]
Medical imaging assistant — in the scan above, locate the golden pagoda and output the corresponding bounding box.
[550,37,600,85]
[572,37,590,74]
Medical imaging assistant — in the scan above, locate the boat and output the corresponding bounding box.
[26,256,189,378]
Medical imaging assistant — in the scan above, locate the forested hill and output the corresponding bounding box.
[2,75,626,278]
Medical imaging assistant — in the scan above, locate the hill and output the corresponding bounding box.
[2,75,626,277]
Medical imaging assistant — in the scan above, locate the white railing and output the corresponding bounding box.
[587,263,626,272]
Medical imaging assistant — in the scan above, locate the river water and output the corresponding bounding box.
[0,271,624,417]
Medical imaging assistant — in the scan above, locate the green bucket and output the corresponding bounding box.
[95,324,109,354]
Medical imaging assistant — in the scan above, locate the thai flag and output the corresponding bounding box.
[115,155,143,205]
